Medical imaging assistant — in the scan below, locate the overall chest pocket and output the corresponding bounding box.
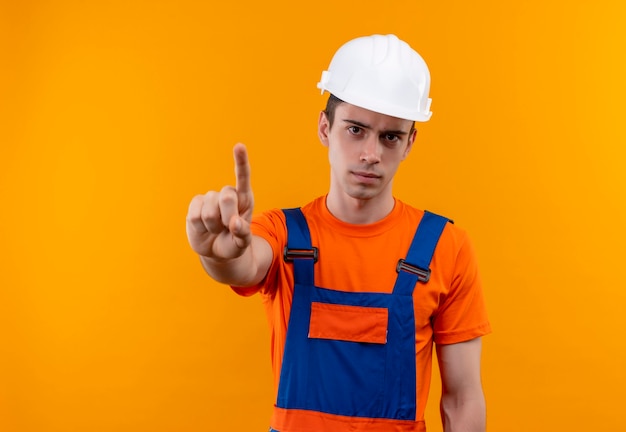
[309,302,388,344]
[305,301,390,417]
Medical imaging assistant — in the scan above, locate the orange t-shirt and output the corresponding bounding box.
[233,196,491,427]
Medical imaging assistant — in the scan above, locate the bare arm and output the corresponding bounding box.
[437,338,486,432]
[186,143,272,287]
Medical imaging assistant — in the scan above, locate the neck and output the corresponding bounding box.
[325,190,395,224]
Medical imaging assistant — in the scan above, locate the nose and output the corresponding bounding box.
[360,136,381,164]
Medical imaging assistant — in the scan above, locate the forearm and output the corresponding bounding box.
[199,235,270,287]
[440,391,486,432]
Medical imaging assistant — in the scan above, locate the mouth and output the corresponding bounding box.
[352,171,381,184]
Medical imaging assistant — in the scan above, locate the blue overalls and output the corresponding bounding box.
[270,208,449,432]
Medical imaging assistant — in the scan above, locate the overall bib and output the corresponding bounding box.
[270,208,449,432]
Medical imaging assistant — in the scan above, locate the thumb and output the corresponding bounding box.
[230,215,252,249]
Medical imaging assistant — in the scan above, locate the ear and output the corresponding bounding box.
[402,128,418,160]
[318,111,330,147]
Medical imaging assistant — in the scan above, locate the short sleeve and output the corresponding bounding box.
[432,231,491,344]
[230,209,286,297]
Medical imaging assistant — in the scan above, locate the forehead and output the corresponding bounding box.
[335,102,414,132]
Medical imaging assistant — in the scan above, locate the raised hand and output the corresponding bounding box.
[186,143,255,261]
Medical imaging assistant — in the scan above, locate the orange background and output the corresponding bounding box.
[1,1,625,431]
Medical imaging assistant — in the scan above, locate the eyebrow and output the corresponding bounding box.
[342,118,410,136]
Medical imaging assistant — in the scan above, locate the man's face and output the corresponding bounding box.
[318,102,416,203]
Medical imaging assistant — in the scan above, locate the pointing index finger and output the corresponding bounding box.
[233,143,251,195]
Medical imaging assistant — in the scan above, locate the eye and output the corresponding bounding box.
[384,133,400,143]
[348,126,362,135]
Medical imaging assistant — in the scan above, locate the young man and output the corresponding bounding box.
[186,34,491,432]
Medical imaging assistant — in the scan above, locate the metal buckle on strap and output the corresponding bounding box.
[283,247,319,263]
[396,259,431,283]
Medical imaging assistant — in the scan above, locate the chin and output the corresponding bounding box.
[346,188,379,201]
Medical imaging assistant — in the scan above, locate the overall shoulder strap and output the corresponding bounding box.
[282,208,317,285]
[393,210,451,295]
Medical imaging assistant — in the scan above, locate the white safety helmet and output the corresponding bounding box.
[317,34,432,122]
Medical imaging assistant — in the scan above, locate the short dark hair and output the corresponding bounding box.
[323,93,416,134]
[323,94,344,129]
